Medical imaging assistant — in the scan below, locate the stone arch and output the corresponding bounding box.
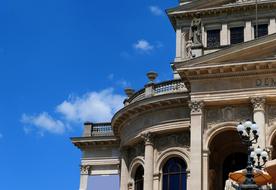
[206,122,247,190]
[203,122,238,150]
[129,156,144,182]
[268,125,276,146]
[268,125,276,159]
[155,147,190,174]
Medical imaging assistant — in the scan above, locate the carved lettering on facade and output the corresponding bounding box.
[256,78,276,87]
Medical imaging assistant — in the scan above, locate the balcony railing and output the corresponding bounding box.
[91,123,114,137]
[127,79,186,104]
[154,80,186,96]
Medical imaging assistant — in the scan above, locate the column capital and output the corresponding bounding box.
[141,132,154,145]
[250,96,266,111]
[189,100,204,114]
[80,165,91,175]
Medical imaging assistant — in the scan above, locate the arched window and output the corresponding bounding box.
[134,165,144,190]
[162,157,187,190]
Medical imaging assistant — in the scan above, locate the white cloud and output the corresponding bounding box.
[133,40,154,52]
[21,112,66,135]
[56,88,125,123]
[149,6,163,16]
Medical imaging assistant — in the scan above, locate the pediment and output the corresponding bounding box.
[167,0,236,14]
[175,33,276,70]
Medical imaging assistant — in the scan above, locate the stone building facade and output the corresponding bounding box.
[71,0,276,190]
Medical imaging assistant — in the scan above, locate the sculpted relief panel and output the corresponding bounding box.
[267,105,276,127]
[127,142,145,167]
[206,106,252,129]
[155,132,190,153]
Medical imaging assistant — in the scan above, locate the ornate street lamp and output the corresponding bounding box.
[250,146,268,170]
[237,120,259,190]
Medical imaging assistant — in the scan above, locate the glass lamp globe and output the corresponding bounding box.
[251,122,258,132]
[244,120,252,130]
[261,150,268,159]
[250,151,256,158]
[237,123,245,132]
[255,146,262,156]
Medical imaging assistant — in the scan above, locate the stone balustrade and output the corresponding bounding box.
[127,79,186,104]
[91,122,114,137]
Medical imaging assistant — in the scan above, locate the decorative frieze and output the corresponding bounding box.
[251,96,266,111]
[206,106,252,129]
[189,100,204,114]
[80,165,91,175]
[155,132,190,152]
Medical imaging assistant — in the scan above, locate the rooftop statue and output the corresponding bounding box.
[189,14,202,46]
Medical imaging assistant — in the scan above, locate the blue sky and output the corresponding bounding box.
[0,0,177,189]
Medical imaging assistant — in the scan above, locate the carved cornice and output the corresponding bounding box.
[141,132,154,145]
[251,96,266,111]
[80,165,91,175]
[189,100,204,114]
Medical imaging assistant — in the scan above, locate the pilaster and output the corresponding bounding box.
[220,24,228,46]
[251,96,266,149]
[79,165,91,190]
[175,26,182,61]
[244,21,252,42]
[120,148,129,190]
[142,132,154,190]
[202,150,210,190]
[268,18,276,35]
[189,100,204,190]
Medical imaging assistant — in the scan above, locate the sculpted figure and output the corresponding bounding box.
[186,40,193,59]
[189,14,202,46]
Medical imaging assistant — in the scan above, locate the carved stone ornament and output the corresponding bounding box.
[206,106,252,129]
[268,105,276,127]
[189,101,204,114]
[155,132,190,152]
[189,14,202,46]
[251,96,266,111]
[80,165,91,175]
[141,132,154,145]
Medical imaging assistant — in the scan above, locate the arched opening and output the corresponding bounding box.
[162,157,187,190]
[272,134,276,159]
[209,130,247,190]
[134,165,144,190]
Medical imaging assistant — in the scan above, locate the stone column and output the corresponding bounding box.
[268,18,276,34]
[120,149,129,190]
[142,132,154,190]
[244,21,252,42]
[251,96,266,149]
[189,101,204,190]
[220,24,228,46]
[79,165,91,190]
[202,150,210,190]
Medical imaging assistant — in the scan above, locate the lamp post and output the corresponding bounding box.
[237,120,259,190]
[250,146,268,170]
